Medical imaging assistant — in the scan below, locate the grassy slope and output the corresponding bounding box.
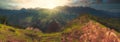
[0,24,62,42]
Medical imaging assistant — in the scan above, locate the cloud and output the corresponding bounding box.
[0,0,120,10]
[68,0,93,7]
[107,0,120,3]
[8,0,73,9]
[92,0,120,4]
[0,0,91,9]
[0,0,70,9]
[0,0,18,9]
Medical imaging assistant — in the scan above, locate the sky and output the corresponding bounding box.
[90,0,120,12]
[0,0,120,12]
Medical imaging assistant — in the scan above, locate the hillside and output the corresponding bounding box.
[62,20,120,42]
[0,24,61,42]
[0,15,120,42]
[0,7,120,32]
[0,24,42,42]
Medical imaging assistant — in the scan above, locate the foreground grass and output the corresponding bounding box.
[0,24,62,42]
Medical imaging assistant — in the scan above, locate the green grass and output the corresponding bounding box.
[0,24,62,42]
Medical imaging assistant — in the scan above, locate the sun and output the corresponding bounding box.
[42,1,60,9]
[44,4,57,9]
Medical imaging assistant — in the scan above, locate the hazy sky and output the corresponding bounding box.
[0,0,120,12]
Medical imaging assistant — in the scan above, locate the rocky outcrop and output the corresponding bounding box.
[62,21,120,42]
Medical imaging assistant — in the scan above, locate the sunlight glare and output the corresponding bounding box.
[14,0,71,9]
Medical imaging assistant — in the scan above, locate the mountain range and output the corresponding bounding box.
[0,6,120,33]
